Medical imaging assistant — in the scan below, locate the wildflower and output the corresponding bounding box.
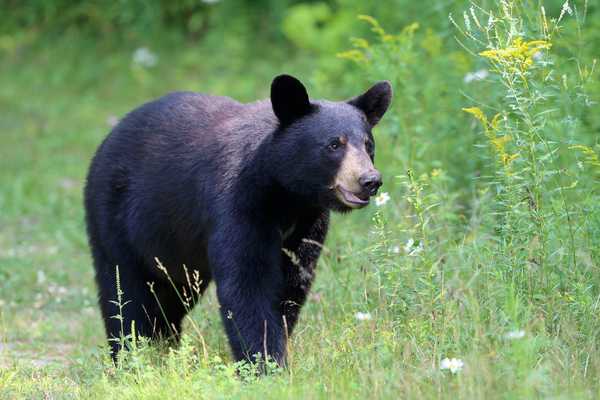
[404,238,423,256]
[486,12,494,31]
[463,11,471,32]
[505,330,526,340]
[391,245,400,254]
[440,358,464,374]
[570,145,600,170]
[337,49,369,64]
[463,107,518,167]
[59,178,77,190]
[404,238,415,252]
[358,15,397,42]
[350,38,370,49]
[132,47,158,68]
[430,168,443,178]
[410,243,423,256]
[374,192,390,206]
[479,37,551,71]
[464,69,489,83]
[462,106,490,127]
[36,270,46,285]
[107,115,119,128]
[558,1,573,23]
[354,312,372,321]
[48,285,68,295]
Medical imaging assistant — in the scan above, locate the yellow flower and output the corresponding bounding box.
[480,37,551,71]
[463,107,518,167]
[462,106,488,126]
[462,107,503,133]
[570,144,600,172]
[502,152,520,165]
[336,49,369,64]
[491,134,511,152]
[350,38,369,49]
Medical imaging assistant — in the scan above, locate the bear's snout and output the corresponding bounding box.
[358,170,382,196]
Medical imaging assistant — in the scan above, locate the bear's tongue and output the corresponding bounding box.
[338,186,369,205]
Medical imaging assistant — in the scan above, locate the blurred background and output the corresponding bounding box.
[1,0,600,398]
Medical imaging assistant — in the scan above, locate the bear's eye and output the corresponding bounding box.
[327,138,344,152]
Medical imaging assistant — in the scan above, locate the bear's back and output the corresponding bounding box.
[106,91,277,164]
[85,91,278,274]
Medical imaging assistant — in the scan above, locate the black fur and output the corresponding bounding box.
[84,74,391,367]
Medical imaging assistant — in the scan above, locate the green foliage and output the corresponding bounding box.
[1,0,600,399]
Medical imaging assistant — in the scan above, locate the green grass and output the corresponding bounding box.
[1,1,600,398]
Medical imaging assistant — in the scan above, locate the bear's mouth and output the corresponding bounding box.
[335,185,370,208]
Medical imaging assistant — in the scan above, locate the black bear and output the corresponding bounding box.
[84,75,392,367]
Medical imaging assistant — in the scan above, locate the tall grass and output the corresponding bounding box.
[333,0,600,397]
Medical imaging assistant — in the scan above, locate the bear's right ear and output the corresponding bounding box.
[271,74,311,125]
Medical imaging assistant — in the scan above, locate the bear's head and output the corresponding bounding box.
[268,74,392,213]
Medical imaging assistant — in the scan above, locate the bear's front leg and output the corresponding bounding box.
[209,222,287,369]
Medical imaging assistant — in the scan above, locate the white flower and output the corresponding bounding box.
[391,245,400,254]
[487,12,494,30]
[440,358,464,374]
[107,115,119,128]
[48,285,68,295]
[411,243,423,256]
[354,312,372,321]
[558,1,572,23]
[36,270,46,285]
[404,238,423,256]
[463,11,471,32]
[374,192,390,207]
[132,47,158,68]
[464,69,489,83]
[505,330,526,340]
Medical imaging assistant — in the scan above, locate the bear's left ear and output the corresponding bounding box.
[271,74,312,126]
[348,81,393,126]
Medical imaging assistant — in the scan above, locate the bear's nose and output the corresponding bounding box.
[359,170,382,196]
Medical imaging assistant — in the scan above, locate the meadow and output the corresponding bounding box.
[1,0,599,398]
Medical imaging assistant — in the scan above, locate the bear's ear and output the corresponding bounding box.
[348,81,393,126]
[271,74,311,125]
